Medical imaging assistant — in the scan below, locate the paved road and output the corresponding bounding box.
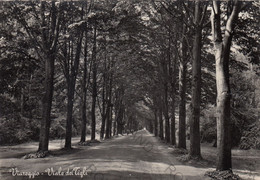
[0,130,210,180]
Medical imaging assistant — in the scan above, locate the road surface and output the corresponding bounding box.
[0,130,231,180]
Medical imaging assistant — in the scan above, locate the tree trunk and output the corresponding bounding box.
[109,91,113,137]
[162,53,170,143]
[113,119,116,136]
[170,62,177,145]
[117,107,124,135]
[38,1,60,152]
[80,31,88,143]
[106,65,113,139]
[115,86,124,135]
[159,105,164,140]
[105,105,111,139]
[163,83,170,143]
[211,0,241,171]
[170,39,177,145]
[64,30,83,149]
[100,39,108,140]
[100,76,107,140]
[65,85,73,149]
[178,29,187,149]
[38,55,55,152]
[100,106,106,140]
[154,109,158,136]
[91,21,97,141]
[189,1,202,158]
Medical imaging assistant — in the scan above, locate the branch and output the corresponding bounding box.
[211,0,222,42]
[239,1,251,12]
[50,2,61,52]
[182,1,194,22]
[199,2,209,27]
[12,4,44,55]
[225,0,241,37]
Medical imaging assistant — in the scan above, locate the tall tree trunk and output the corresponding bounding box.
[100,44,108,140]
[65,30,83,149]
[80,30,88,143]
[109,104,113,137]
[170,59,177,145]
[159,104,164,140]
[189,1,203,158]
[117,107,124,135]
[91,21,97,141]
[163,83,170,143]
[115,86,124,135]
[154,109,158,136]
[211,0,241,171]
[178,27,187,149]
[105,105,111,139]
[112,115,116,136]
[38,55,55,152]
[38,1,60,152]
[162,54,170,143]
[100,75,107,140]
[100,97,106,140]
[65,85,73,149]
[169,31,177,145]
[106,64,113,139]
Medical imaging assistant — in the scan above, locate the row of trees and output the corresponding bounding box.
[1,0,144,148]
[0,0,259,173]
[134,0,259,172]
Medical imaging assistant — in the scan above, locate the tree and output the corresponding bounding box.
[189,1,208,159]
[91,19,97,141]
[80,1,93,143]
[99,55,108,140]
[169,33,177,146]
[211,0,242,170]
[59,3,85,149]
[7,1,62,152]
[178,22,188,149]
[80,29,90,143]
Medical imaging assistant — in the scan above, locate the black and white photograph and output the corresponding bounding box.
[0,0,259,179]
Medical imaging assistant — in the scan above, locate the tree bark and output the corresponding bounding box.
[109,97,113,137]
[80,30,88,143]
[38,1,60,152]
[161,53,170,143]
[100,97,106,140]
[65,85,73,149]
[91,21,97,141]
[163,82,170,143]
[159,104,164,140]
[100,70,107,140]
[170,60,177,145]
[105,84,112,139]
[154,109,158,136]
[178,26,187,149]
[211,0,241,171]
[65,30,83,149]
[112,116,116,136]
[189,1,203,158]
[106,65,113,138]
[38,54,55,152]
[170,35,177,145]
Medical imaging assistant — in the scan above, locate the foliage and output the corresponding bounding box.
[239,122,260,150]
[200,105,217,144]
[0,115,40,145]
[205,170,241,180]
